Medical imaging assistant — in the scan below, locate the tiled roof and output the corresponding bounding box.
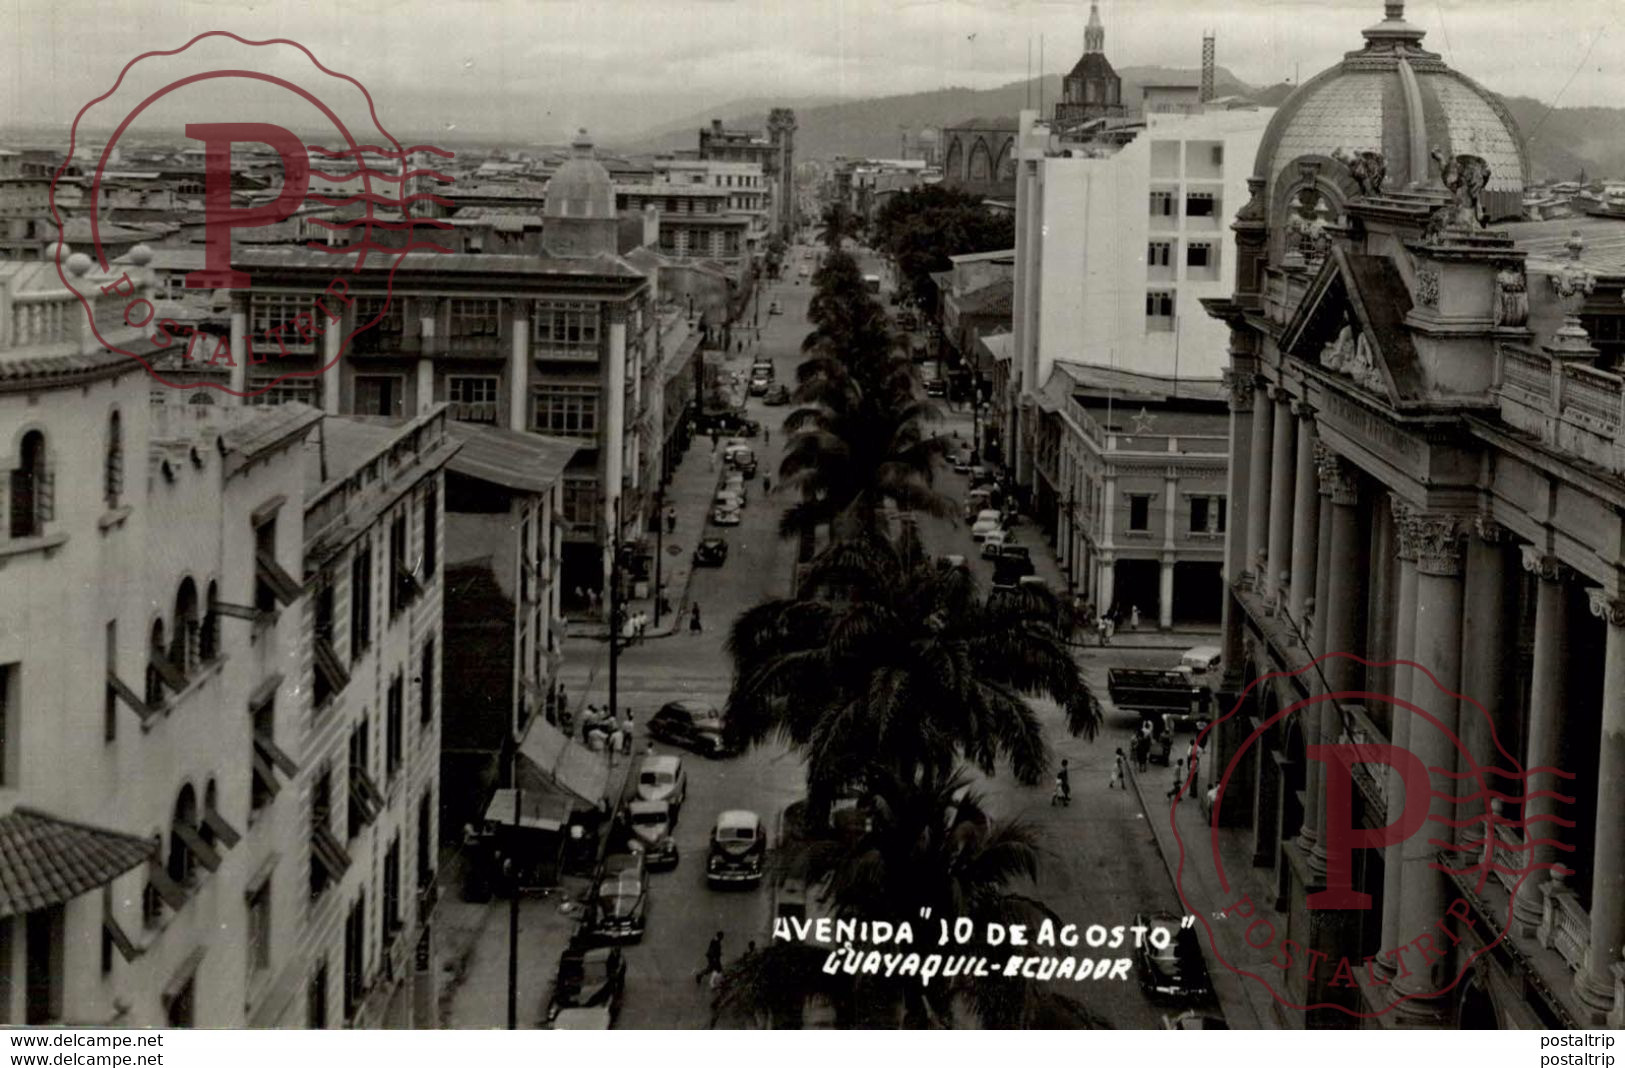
[957,277,1013,317]
[445,421,579,494]
[0,807,154,918]
[236,245,649,281]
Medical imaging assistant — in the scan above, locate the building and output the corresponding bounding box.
[1,248,453,1028]
[1052,1,1124,131]
[941,122,1018,201]
[651,157,772,243]
[937,248,1015,405]
[613,183,754,264]
[440,423,577,837]
[697,110,797,239]
[222,132,663,607]
[1201,0,1625,1030]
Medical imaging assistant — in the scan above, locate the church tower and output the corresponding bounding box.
[1054,1,1124,129]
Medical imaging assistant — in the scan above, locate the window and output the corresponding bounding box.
[250,294,316,352]
[1148,191,1175,219]
[104,411,123,509]
[313,575,347,708]
[531,385,600,437]
[25,905,64,1025]
[310,766,350,899]
[382,836,402,946]
[562,477,600,530]
[417,789,434,890]
[201,582,219,663]
[350,542,373,662]
[354,375,401,418]
[307,961,329,1029]
[446,376,498,423]
[164,970,195,1028]
[104,623,117,743]
[353,296,403,341]
[246,875,272,980]
[1211,145,1224,168]
[1128,494,1152,532]
[1187,242,1213,268]
[1190,496,1210,534]
[421,487,437,581]
[343,892,366,1022]
[9,430,50,539]
[250,694,298,813]
[1147,241,1171,267]
[0,663,15,787]
[167,785,215,886]
[532,302,600,356]
[254,513,300,615]
[388,511,419,617]
[1145,290,1176,329]
[449,298,499,338]
[348,718,381,840]
[246,378,317,407]
[385,674,403,780]
[1185,191,1216,218]
[172,579,200,676]
[419,638,435,728]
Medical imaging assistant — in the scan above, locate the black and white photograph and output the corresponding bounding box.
[0,0,1622,1045]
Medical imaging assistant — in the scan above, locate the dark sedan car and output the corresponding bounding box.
[764,384,791,406]
[647,699,733,757]
[695,535,729,567]
[544,945,626,1027]
[699,411,761,438]
[587,854,648,943]
[1134,911,1213,1003]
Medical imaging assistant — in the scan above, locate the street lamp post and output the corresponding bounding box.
[608,497,622,730]
[652,486,665,628]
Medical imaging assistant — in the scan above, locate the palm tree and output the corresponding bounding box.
[713,769,1109,1028]
[725,531,1101,803]
[817,201,858,251]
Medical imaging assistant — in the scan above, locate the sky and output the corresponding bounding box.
[1,0,1617,148]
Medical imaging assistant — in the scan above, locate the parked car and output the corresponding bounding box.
[963,488,994,521]
[707,809,767,887]
[723,475,747,506]
[711,504,742,526]
[544,945,625,1027]
[723,444,758,478]
[968,465,994,487]
[625,799,679,870]
[1107,668,1209,728]
[980,529,1009,558]
[1134,911,1212,1003]
[764,384,791,406]
[748,376,770,396]
[700,411,760,437]
[587,854,648,943]
[951,446,975,473]
[991,545,1036,587]
[647,701,732,758]
[1179,645,1223,677]
[634,753,688,808]
[751,361,775,380]
[694,535,729,567]
[970,509,1004,542]
[924,378,946,397]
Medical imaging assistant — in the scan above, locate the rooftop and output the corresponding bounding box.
[1505,215,1625,277]
[235,245,648,281]
[0,807,153,917]
[444,421,580,494]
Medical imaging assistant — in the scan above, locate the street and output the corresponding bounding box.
[525,246,1217,1029]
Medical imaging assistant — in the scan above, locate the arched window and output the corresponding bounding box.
[9,430,49,538]
[172,579,199,675]
[104,411,124,509]
[146,620,167,706]
[200,780,219,849]
[201,582,220,663]
[168,784,199,885]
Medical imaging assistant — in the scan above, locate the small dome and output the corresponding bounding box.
[1253,1,1527,221]
[46,241,71,264]
[543,129,615,221]
[66,252,93,277]
[128,244,153,266]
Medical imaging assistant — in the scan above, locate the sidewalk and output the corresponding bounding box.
[1124,757,1285,1029]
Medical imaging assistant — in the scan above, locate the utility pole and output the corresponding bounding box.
[607,497,622,730]
[505,744,520,1030]
[652,486,665,628]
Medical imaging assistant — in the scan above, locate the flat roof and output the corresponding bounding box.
[1505,215,1625,276]
[235,245,648,281]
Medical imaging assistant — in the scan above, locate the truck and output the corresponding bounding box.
[1106,667,1210,728]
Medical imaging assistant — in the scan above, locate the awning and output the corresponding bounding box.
[0,807,155,918]
[482,788,571,833]
[515,719,609,809]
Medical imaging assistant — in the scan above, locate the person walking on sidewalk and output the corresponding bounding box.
[621,711,635,755]
[1132,732,1150,773]
[1166,759,1187,801]
[697,931,725,985]
[690,602,703,634]
[1130,604,1141,631]
[665,505,677,534]
[1109,748,1127,790]
[1051,759,1071,806]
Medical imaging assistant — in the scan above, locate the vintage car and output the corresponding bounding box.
[970,509,1004,542]
[694,535,729,567]
[647,701,732,758]
[625,799,679,871]
[748,375,770,396]
[634,753,688,807]
[764,384,791,406]
[699,410,760,437]
[711,503,742,526]
[707,809,767,887]
[587,853,649,943]
[723,444,758,478]
[751,361,775,381]
[544,944,626,1027]
[722,475,748,506]
[1133,910,1213,1003]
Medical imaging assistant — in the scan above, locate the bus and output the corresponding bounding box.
[863,274,881,295]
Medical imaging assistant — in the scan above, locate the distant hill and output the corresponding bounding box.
[614,71,1624,186]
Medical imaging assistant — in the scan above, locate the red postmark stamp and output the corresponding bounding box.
[1172,652,1575,1019]
[49,30,456,398]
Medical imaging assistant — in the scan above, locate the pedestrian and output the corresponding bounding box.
[1166,759,1187,801]
[697,931,725,984]
[708,451,716,472]
[1097,616,1108,647]
[1104,614,1116,644]
[763,475,771,493]
[711,430,720,450]
[763,427,770,445]
[666,505,677,534]
[621,711,634,754]
[1133,733,1150,772]
[690,602,702,634]
[1052,758,1071,806]
[1187,739,1201,786]
[1130,604,1141,631]
[1109,747,1127,790]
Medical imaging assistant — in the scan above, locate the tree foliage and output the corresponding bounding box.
[870,186,1015,315]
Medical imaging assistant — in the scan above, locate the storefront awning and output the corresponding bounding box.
[0,807,154,918]
[516,719,609,810]
[482,788,571,833]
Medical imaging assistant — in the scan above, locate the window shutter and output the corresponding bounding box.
[37,457,54,523]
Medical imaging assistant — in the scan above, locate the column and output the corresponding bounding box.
[1100,472,1117,613]
[415,358,434,415]
[322,319,342,415]
[1513,548,1574,931]
[1578,589,1625,1017]
[1300,449,1360,879]
[1098,555,1116,617]
[603,306,629,603]
[229,306,248,398]
[1246,377,1272,583]
[509,304,530,431]
[1288,403,1319,628]
[1457,521,1514,852]
[1161,465,1177,629]
[1266,390,1296,606]
[1375,496,1419,980]
[1390,513,1467,1022]
[1220,368,1255,683]
[1309,450,1335,658]
[1366,504,1396,697]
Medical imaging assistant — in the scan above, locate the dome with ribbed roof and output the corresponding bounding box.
[1254,1,1528,221]
[544,129,614,220]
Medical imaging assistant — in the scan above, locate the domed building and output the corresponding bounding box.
[1198,0,1625,1033]
[543,129,618,257]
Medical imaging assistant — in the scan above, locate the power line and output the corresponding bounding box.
[1527,22,1608,148]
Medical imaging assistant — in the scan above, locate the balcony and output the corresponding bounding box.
[448,400,498,424]
[1496,343,1625,476]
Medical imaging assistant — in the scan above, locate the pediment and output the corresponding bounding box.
[1279,247,1423,404]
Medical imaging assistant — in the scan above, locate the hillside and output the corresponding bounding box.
[614,73,1621,184]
